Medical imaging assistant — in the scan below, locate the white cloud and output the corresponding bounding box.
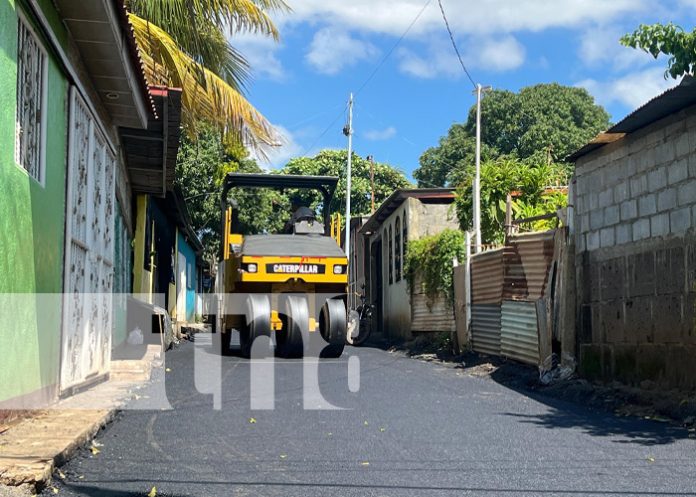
[397,34,525,78]
[576,68,679,111]
[227,1,655,80]
[230,32,286,81]
[286,0,649,37]
[478,35,526,71]
[306,28,379,75]
[254,125,303,169]
[397,42,461,79]
[578,26,655,72]
[364,126,397,141]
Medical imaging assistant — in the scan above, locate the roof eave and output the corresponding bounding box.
[119,87,182,196]
[569,76,695,162]
[53,0,154,128]
[359,188,456,234]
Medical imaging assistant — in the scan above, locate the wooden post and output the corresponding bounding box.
[505,192,513,239]
[465,231,472,347]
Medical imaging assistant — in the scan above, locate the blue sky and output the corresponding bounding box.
[233,0,696,182]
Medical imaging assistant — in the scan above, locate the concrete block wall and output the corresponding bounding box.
[573,105,696,389]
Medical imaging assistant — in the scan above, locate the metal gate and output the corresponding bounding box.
[60,88,115,393]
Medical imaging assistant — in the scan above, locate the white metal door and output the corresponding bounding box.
[177,251,186,322]
[60,88,115,392]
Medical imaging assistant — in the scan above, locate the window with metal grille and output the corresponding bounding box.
[388,225,393,285]
[395,216,401,282]
[402,211,408,263]
[15,14,47,183]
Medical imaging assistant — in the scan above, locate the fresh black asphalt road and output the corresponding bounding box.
[46,336,696,497]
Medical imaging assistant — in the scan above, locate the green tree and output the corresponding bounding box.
[228,159,287,236]
[621,23,696,79]
[416,125,495,188]
[175,124,225,259]
[281,150,411,219]
[414,84,610,187]
[177,145,411,258]
[175,123,282,260]
[454,157,569,245]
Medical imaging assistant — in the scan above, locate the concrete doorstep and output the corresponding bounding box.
[0,345,162,494]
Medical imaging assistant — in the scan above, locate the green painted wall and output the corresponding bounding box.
[0,0,68,403]
[113,207,133,348]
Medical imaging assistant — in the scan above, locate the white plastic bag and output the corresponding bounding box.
[127,327,144,345]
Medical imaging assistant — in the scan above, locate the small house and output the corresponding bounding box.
[354,189,458,340]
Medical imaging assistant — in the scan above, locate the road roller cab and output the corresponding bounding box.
[219,173,348,358]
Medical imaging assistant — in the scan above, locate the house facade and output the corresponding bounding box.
[354,189,459,340]
[0,0,181,406]
[131,186,202,327]
[570,76,696,389]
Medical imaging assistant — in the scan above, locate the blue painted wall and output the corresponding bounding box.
[177,230,197,322]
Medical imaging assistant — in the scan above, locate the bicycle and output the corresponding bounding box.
[346,285,373,346]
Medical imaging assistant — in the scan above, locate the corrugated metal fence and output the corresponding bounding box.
[500,300,539,364]
[411,272,456,333]
[470,249,503,355]
[466,230,561,366]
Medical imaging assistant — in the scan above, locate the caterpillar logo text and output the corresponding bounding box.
[270,264,322,274]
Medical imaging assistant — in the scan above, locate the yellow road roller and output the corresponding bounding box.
[218,173,348,358]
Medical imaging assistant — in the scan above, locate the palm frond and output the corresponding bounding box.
[129,13,280,155]
[127,0,289,42]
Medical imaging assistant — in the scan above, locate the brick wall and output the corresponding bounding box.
[573,104,696,389]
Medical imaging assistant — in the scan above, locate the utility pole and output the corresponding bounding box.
[367,155,375,213]
[343,93,354,270]
[473,83,491,254]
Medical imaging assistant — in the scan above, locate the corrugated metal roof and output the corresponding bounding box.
[569,76,695,161]
[359,188,455,234]
[471,248,504,304]
[503,231,555,301]
[501,300,540,365]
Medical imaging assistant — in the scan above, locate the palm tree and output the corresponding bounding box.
[126,0,288,153]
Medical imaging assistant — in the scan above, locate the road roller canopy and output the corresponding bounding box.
[221,173,339,236]
[222,173,338,202]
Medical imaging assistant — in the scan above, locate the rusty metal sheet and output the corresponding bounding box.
[471,248,504,304]
[501,300,540,365]
[471,304,501,356]
[503,230,555,301]
[411,292,456,332]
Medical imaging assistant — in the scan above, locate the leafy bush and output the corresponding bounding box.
[405,229,466,303]
[454,157,568,244]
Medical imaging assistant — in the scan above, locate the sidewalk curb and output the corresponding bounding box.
[0,409,117,492]
[0,345,162,492]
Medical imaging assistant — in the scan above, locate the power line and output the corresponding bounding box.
[299,0,433,158]
[355,0,434,97]
[436,0,477,89]
[298,103,349,158]
[287,103,345,131]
